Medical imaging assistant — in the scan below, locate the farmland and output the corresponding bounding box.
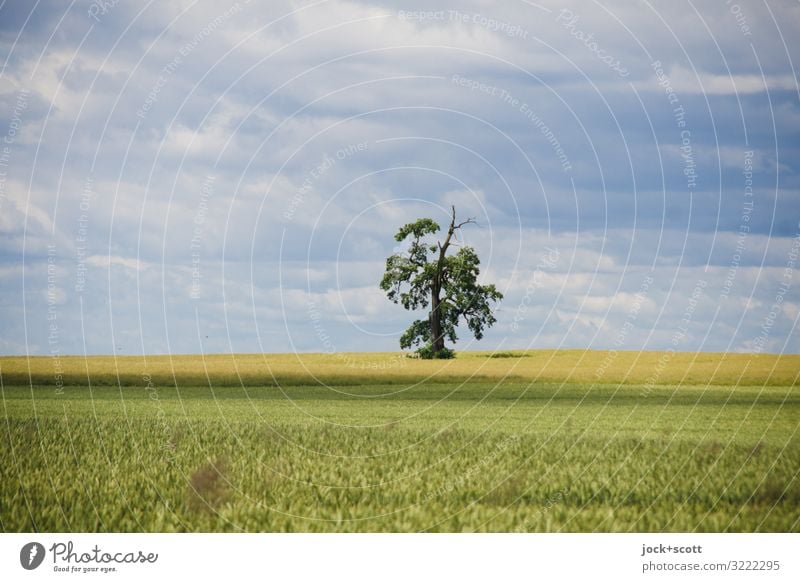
[1,350,798,532]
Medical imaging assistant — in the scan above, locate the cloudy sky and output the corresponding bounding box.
[1,0,798,357]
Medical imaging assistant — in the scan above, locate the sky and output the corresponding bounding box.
[0,0,798,357]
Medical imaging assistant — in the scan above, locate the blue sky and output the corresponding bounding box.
[0,0,798,356]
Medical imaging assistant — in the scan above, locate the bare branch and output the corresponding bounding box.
[454,217,477,230]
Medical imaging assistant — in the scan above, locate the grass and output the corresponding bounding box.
[1,350,798,532]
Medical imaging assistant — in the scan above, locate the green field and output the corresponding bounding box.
[1,350,798,532]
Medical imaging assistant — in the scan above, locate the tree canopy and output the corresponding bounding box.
[380,206,503,358]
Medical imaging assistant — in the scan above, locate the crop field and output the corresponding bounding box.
[1,350,798,532]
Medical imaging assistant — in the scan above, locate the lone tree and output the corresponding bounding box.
[380,206,503,358]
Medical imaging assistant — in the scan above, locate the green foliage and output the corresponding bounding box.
[394,217,440,242]
[380,210,503,356]
[437,246,503,342]
[380,218,441,312]
[416,345,455,359]
[399,319,431,350]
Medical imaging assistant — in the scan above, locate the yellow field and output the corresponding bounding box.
[1,349,797,388]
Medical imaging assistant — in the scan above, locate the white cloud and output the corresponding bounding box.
[86,255,151,271]
[638,65,798,96]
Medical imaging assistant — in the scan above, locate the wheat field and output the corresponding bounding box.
[1,350,798,532]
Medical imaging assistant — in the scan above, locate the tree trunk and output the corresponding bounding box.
[428,206,458,356]
[430,286,445,354]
